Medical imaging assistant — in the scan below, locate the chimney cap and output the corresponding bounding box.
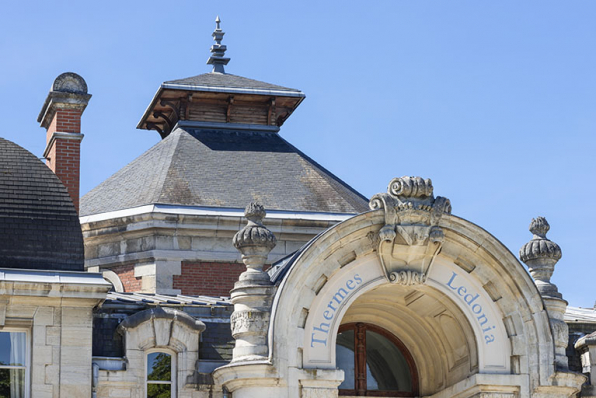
[38,72,92,128]
[52,72,88,94]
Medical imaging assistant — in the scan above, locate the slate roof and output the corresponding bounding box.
[80,127,369,216]
[95,292,233,360]
[0,138,84,271]
[163,72,303,95]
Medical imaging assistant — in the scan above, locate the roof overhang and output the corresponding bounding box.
[137,84,305,132]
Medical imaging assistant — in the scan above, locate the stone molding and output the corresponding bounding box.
[117,306,205,336]
[42,131,84,159]
[101,270,123,292]
[213,362,282,394]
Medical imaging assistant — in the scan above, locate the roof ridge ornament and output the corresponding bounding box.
[207,15,230,73]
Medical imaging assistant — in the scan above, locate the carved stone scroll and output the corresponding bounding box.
[369,177,451,283]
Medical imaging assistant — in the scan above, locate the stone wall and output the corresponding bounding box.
[27,305,95,397]
[0,270,109,397]
[82,209,344,294]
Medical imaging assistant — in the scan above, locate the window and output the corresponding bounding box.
[0,330,28,398]
[146,350,176,398]
[336,323,418,397]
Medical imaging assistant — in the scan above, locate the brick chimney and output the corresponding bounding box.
[38,72,91,213]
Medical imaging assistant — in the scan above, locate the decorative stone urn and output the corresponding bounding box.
[519,217,562,298]
[520,216,568,370]
[230,203,276,361]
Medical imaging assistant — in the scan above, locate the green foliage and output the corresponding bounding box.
[147,352,171,398]
[0,369,10,398]
[147,383,170,398]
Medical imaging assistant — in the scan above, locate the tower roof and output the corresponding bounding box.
[137,17,305,138]
[0,138,84,270]
[80,126,368,217]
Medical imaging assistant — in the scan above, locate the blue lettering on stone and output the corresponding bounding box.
[310,273,363,347]
[445,271,496,345]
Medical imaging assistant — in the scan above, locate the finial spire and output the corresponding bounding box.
[207,16,230,73]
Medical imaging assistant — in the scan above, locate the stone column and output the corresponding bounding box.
[230,203,276,361]
[519,217,568,370]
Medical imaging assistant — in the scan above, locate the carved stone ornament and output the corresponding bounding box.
[389,270,426,286]
[519,217,562,298]
[233,203,276,285]
[230,310,270,339]
[369,177,451,283]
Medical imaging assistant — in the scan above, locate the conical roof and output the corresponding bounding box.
[0,138,84,270]
[80,126,369,216]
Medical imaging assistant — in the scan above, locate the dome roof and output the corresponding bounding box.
[0,138,84,270]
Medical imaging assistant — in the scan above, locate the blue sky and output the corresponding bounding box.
[1,1,595,306]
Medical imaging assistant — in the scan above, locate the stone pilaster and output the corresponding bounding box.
[230,203,276,361]
[520,217,569,370]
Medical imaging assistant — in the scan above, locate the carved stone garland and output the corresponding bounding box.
[369,176,451,285]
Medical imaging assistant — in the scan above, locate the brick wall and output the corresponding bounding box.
[45,108,83,212]
[48,109,82,135]
[46,139,81,211]
[173,261,247,297]
[111,264,142,292]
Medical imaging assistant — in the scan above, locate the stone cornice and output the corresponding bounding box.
[43,131,84,158]
[81,208,341,245]
[0,268,109,301]
[38,91,91,129]
[80,204,354,225]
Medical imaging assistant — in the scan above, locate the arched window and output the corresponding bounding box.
[146,350,176,398]
[336,323,418,397]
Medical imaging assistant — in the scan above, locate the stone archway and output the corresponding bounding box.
[216,177,585,398]
[300,251,509,395]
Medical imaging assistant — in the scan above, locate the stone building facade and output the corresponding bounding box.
[2,17,596,398]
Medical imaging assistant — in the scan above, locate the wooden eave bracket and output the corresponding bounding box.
[226,95,234,122]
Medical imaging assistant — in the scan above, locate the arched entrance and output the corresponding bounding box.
[301,252,508,395]
[215,177,585,398]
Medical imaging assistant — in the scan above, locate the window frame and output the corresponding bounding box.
[0,327,30,398]
[338,323,419,397]
[145,348,176,398]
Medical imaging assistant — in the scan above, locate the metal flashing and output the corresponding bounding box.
[161,82,305,98]
[80,204,356,225]
[0,267,110,286]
